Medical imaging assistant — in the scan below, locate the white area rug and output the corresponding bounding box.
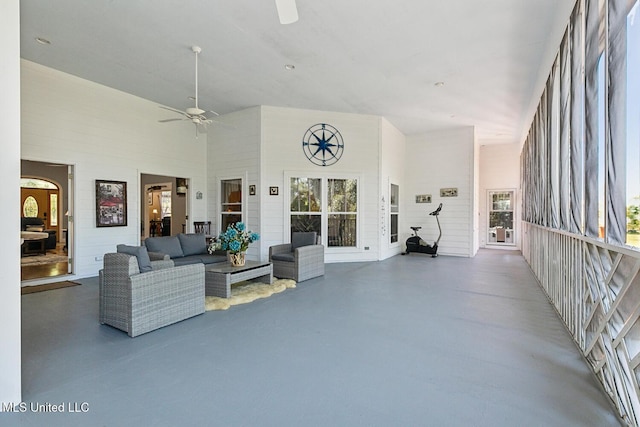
[205,279,296,311]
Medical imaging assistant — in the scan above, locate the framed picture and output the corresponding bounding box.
[147,192,153,205]
[269,186,279,196]
[96,180,127,227]
[249,185,256,196]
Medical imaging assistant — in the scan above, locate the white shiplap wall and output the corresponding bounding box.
[21,60,207,279]
[404,128,476,257]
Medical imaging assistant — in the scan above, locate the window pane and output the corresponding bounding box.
[291,178,321,212]
[328,179,357,212]
[390,184,399,213]
[328,214,357,247]
[291,214,321,235]
[50,194,58,226]
[627,2,640,247]
[23,196,38,218]
[221,214,242,231]
[391,214,398,243]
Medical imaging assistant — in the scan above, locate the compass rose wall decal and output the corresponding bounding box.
[302,123,344,166]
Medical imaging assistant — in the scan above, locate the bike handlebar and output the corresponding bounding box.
[429,203,443,216]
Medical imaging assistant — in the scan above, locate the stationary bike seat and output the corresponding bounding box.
[410,226,422,232]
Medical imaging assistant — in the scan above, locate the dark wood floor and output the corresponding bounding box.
[21,244,69,281]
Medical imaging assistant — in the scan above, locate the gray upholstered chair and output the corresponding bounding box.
[269,232,325,282]
[99,248,205,337]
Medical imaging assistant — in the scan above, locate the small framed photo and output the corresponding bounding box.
[249,185,256,196]
[269,186,279,196]
[440,188,458,197]
[415,194,432,203]
[96,180,127,227]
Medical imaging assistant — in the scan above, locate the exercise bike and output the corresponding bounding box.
[402,203,442,257]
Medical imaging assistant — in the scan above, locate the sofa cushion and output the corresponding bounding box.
[145,236,184,259]
[271,252,295,262]
[178,233,207,257]
[25,224,45,232]
[117,244,153,273]
[291,232,317,251]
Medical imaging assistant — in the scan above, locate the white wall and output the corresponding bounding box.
[405,128,476,257]
[380,117,406,260]
[0,0,22,404]
[21,60,208,279]
[479,143,521,248]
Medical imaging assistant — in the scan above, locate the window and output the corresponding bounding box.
[390,184,399,244]
[160,191,171,219]
[23,196,38,218]
[327,179,357,247]
[50,194,58,226]
[289,175,359,248]
[220,179,242,231]
[487,190,515,245]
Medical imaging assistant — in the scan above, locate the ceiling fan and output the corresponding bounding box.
[159,45,219,137]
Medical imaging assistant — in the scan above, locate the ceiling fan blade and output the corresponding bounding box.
[207,110,220,117]
[158,118,186,123]
[275,0,298,24]
[159,105,188,117]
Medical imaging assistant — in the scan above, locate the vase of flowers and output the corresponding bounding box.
[209,222,259,267]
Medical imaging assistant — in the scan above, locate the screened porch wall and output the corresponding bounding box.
[520,0,640,424]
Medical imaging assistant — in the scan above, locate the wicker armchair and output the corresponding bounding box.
[269,232,325,282]
[99,253,205,337]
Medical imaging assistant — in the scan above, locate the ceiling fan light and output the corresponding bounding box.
[275,0,298,24]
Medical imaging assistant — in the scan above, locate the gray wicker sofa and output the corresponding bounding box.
[99,250,205,337]
[144,233,227,266]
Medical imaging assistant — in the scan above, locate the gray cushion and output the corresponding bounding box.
[291,232,317,250]
[117,244,153,273]
[144,236,184,259]
[271,252,295,262]
[178,233,207,257]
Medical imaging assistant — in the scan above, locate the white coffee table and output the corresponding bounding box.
[205,261,273,298]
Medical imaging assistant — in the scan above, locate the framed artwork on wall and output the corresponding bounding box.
[96,180,127,227]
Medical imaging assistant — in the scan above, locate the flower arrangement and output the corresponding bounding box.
[209,222,259,254]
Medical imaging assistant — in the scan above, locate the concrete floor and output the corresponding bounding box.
[10,250,621,426]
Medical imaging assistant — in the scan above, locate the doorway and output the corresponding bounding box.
[20,160,73,282]
[140,174,188,241]
[487,189,516,246]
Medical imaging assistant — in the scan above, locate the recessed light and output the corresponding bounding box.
[35,37,51,45]
[434,81,445,87]
[284,64,295,71]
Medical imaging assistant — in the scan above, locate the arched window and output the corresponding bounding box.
[23,196,38,218]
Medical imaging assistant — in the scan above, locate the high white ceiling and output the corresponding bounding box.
[19,0,575,144]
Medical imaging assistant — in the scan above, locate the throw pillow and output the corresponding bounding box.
[144,236,184,259]
[26,225,44,232]
[178,233,206,257]
[117,244,153,273]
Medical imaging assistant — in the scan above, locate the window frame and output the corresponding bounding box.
[285,171,361,252]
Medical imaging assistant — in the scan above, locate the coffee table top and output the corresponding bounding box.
[205,260,271,274]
